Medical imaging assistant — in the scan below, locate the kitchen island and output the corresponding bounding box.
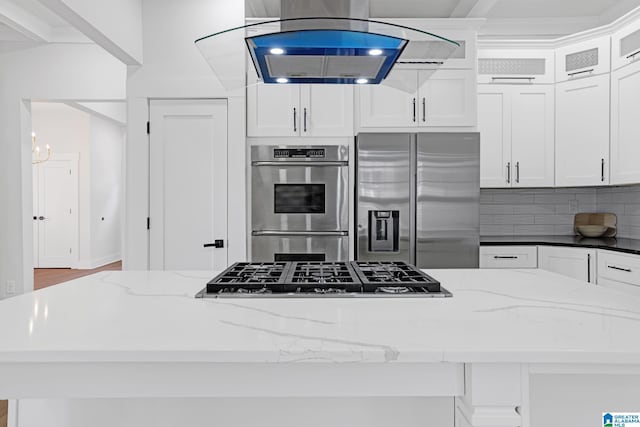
[1,269,639,427]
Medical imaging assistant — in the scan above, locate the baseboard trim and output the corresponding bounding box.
[76,253,121,270]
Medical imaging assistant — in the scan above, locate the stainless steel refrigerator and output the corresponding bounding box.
[355,132,480,268]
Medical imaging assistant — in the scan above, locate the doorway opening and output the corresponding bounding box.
[30,101,126,288]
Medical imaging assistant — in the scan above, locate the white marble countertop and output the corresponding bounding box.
[1,268,640,364]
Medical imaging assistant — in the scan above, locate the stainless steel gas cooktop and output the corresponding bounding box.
[195,261,452,298]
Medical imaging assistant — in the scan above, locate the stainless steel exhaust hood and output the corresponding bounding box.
[195,0,459,89]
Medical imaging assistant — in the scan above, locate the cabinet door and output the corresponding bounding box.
[511,85,554,187]
[418,69,477,127]
[479,246,537,268]
[611,61,640,184]
[478,87,511,188]
[555,36,610,82]
[247,67,300,137]
[555,74,609,186]
[358,69,418,128]
[302,85,354,137]
[538,246,596,283]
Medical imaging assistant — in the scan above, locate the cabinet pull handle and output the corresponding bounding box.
[506,162,511,184]
[422,97,426,122]
[303,107,307,133]
[494,256,518,259]
[516,161,520,184]
[293,108,297,132]
[626,49,640,59]
[491,76,535,82]
[587,253,591,282]
[608,265,632,272]
[567,68,594,77]
[601,158,605,182]
[412,98,416,122]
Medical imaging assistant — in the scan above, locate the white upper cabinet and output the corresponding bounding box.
[300,84,354,137]
[611,59,640,184]
[478,49,555,84]
[555,73,610,186]
[358,69,418,128]
[358,68,476,129]
[510,85,555,187]
[417,69,477,127]
[478,88,511,187]
[612,19,640,71]
[247,66,354,137]
[478,85,554,188]
[247,67,300,137]
[555,36,611,82]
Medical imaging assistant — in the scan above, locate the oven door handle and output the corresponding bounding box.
[251,161,348,167]
[252,231,348,237]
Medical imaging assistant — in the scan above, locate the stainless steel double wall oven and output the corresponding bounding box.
[251,145,349,262]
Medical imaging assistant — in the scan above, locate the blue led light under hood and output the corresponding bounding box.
[246,30,407,84]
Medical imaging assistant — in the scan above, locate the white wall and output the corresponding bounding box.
[124,0,246,270]
[0,43,126,298]
[90,114,124,266]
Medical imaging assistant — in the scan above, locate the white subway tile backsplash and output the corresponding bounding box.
[596,185,640,239]
[513,204,555,215]
[480,187,596,237]
[514,225,555,235]
[480,186,640,239]
[480,224,515,235]
[480,204,515,214]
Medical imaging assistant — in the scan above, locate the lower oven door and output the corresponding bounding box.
[251,231,349,262]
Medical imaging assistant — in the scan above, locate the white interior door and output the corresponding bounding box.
[149,99,228,271]
[34,154,79,268]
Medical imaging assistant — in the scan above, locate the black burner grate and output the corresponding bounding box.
[351,261,441,293]
[284,261,362,292]
[206,262,289,293]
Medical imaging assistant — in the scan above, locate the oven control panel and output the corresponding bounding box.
[273,148,325,159]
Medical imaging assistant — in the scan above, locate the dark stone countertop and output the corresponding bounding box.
[480,235,640,256]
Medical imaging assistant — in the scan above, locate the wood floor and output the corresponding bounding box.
[0,261,123,427]
[0,400,6,427]
[34,261,122,290]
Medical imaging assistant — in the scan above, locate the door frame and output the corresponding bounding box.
[32,152,80,269]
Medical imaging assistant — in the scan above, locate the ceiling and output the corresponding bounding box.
[246,0,640,37]
[0,0,85,49]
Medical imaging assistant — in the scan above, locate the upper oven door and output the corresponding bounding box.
[252,163,348,231]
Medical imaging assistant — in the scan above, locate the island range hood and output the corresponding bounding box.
[195,0,459,89]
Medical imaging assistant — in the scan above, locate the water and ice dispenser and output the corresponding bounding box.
[368,210,399,252]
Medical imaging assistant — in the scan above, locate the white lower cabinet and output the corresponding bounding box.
[597,249,640,295]
[479,246,537,268]
[538,246,596,283]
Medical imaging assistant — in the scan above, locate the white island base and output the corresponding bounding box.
[1,269,640,427]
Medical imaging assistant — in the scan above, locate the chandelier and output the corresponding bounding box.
[31,132,51,165]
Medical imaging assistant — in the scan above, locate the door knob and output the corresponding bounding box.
[38,216,46,220]
[204,240,224,248]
